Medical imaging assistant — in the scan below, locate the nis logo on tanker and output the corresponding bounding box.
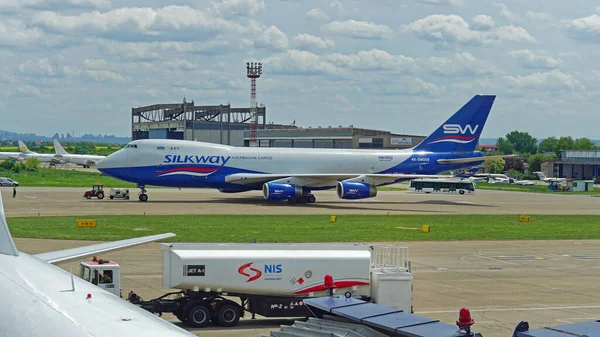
[238,262,283,282]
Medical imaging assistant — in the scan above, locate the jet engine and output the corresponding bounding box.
[336,181,377,200]
[262,182,302,200]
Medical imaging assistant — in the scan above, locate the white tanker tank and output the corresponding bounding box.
[86,243,412,328]
[162,243,412,310]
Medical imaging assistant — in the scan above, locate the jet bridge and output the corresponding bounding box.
[265,295,482,337]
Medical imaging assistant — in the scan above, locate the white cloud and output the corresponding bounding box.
[472,15,494,31]
[0,20,45,47]
[30,5,258,42]
[509,50,562,69]
[403,14,483,45]
[23,0,111,11]
[327,49,416,71]
[495,3,518,21]
[293,34,334,49]
[96,39,241,61]
[85,69,128,82]
[0,0,19,12]
[212,0,265,17]
[17,84,44,97]
[565,14,600,42]
[425,52,497,77]
[262,50,342,76]
[82,58,108,69]
[417,0,464,5]
[305,8,329,21]
[505,69,584,91]
[494,25,536,43]
[255,25,289,50]
[403,14,535,46]
[329,0,343,17]
[323,20,393,39]
[525,11,554,22]
[18,58,67,77]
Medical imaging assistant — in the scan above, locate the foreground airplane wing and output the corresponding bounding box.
[0,190,194,337]
[35,232,176,264]
[225,172,454,186]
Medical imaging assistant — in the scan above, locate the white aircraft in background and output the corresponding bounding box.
[0,192,195,337]
[0,151,21,161]
[53,139,106,168]
[534,171,567,183]
[17,140,63,164]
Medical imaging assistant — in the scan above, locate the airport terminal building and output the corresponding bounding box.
[131,100,424,150]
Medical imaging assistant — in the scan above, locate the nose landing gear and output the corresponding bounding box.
[138,185,148,202]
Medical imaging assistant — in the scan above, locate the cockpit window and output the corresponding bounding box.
[126,144,138,148]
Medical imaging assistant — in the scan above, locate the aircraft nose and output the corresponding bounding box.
[96,150,124,172]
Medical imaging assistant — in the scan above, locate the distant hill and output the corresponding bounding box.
[479,138,600,146]
[0,130,131,144]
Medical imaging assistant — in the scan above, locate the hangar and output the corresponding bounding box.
[131,99,424,150]
[541,150,600,182]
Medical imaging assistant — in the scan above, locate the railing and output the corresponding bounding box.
[370,244,410,272]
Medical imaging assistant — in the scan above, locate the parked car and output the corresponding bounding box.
[0,177,19,187]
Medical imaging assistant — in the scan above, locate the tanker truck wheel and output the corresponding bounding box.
[187,304,211,328]
[216,303,241,327]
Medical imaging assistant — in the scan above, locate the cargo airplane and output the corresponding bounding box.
[0,192,195,337]
[53,139,106,168]
[97,94,501,203]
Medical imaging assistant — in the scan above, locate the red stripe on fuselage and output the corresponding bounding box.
[159,166,220,174]
[292,281,370,294]
[431,135,475,141]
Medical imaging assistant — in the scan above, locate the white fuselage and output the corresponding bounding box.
[59,154,106,166]
[20,152,58,163]
[0,252,195,337]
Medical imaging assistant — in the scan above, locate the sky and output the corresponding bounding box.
[1,0,599,139]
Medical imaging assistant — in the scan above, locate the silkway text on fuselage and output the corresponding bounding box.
[164,155,231,165]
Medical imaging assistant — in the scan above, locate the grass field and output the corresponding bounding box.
[2,168,136,187]
[7,214,600,242]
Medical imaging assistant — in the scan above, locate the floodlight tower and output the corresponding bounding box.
[246,62,262,147]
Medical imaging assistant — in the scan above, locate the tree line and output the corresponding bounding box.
[481,131,598,177]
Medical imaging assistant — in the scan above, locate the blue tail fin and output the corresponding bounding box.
[413,95,496,153]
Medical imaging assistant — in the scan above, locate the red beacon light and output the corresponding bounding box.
[86,293,92,299]
[456,307,474,334]
[92,256,97,262]
[323,274,335,296]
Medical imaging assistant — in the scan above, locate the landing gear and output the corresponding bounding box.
[287,193,316,204]
[138,185,148,202]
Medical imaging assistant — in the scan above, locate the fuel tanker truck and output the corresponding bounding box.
[79,243,412,328]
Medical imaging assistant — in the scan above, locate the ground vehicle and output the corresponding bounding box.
[81,243,412,328]
[0,177,19,186]
[83,184,104,199]
[410,178,475,195]
[109,188,130,200]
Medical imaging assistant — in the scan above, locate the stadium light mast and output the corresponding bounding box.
[246,62,262,147]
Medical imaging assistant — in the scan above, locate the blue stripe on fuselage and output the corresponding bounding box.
[99,151,484,190]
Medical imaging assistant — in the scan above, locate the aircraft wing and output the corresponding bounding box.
[437,154,515,165]
[34,232,175,264]
[225,172,454,187]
